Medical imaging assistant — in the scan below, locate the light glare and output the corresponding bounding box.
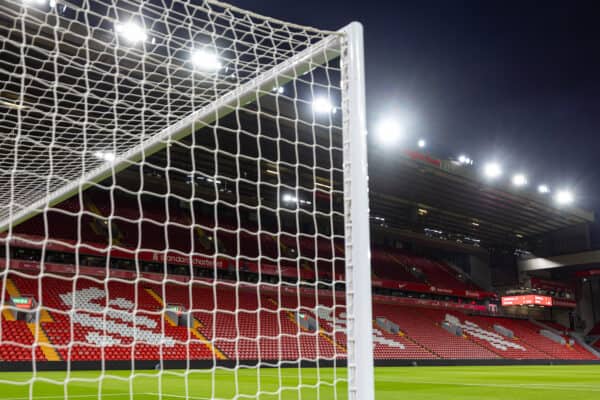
[312,97,335,114]
[282,193,311,205]
[418,139,426,148]
[483,162,502,179]
[458,155,473,165]
[555,190,574,206]
[512,173,528,187]
[538,184,550,194]
[376,118,404,145]
[94,151,116,162]
[115,22,148,44]
[191,49,222,72]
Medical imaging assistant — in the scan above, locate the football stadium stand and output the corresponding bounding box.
[1,270,597,363]
[1,192,598,364]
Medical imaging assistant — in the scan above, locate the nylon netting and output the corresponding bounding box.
[0,0,355,399]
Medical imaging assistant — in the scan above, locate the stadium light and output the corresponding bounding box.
[282,193,296,203]
[554,189,574,206]
[417,139,426,149]
[538,184,550,194]
[312,97,336,114]
[376,118,404,145]
[483,162,502,179]
[115,22,148,44]
[282,193,311,205]
[191,48,222,72]
[511,173,528,187]
[458,155,473,165]
[93,151,116,162]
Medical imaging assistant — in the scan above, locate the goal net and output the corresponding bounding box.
[0,0,373,399]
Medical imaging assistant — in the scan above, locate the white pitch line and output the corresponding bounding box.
[5,393,225,400]
[5,394,139,400]
[146,393,214,400]
[390,380,600,392]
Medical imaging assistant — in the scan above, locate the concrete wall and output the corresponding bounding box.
[579,278,600,334]
[469,254,492,291]
[552,308,572,330]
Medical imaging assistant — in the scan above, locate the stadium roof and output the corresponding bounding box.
[369,153,594,248]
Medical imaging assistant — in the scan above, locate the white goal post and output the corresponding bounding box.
[0,1,373,399]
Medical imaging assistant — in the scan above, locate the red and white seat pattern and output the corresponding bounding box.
[1,274,598,362]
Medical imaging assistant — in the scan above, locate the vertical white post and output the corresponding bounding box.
[342,22,374,400]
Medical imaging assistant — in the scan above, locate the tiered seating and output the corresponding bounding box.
[371,323,435,359]
[15,191,482,290]
[373,303,499,359]
[444,314,550,359]
[0,319,46,361]
[10,274,215,361]
[474,316,596,361]
[371,250,421,282]
[13,192,345,282]
[2,272,598,362]
[392,252,477,292]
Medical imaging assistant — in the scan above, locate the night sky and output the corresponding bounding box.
[231,0,600,214]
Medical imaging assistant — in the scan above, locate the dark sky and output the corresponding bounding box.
[231,0,600,212]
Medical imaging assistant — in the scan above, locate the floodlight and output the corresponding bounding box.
[93,151,116,162]
[554,190,574,206]
[282,193,297,203]
[115,22,148,44]
[483,162,502,179]
[537,184,550,194]
[376,118,404,145]
[312,97,335,114]
[417,139,426,148]
[458,155,473,165]
[191,49,222,72]
[512,173,528,187]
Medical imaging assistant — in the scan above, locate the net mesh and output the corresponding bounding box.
[0,0,356,399]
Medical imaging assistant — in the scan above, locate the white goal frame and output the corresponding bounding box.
[0,6,374,398]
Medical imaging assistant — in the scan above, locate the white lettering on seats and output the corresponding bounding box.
[316,307,404,349]
[60,287,175,347]
[445,314,525,351]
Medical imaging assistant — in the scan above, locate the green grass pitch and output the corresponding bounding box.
[0,365,598,399]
